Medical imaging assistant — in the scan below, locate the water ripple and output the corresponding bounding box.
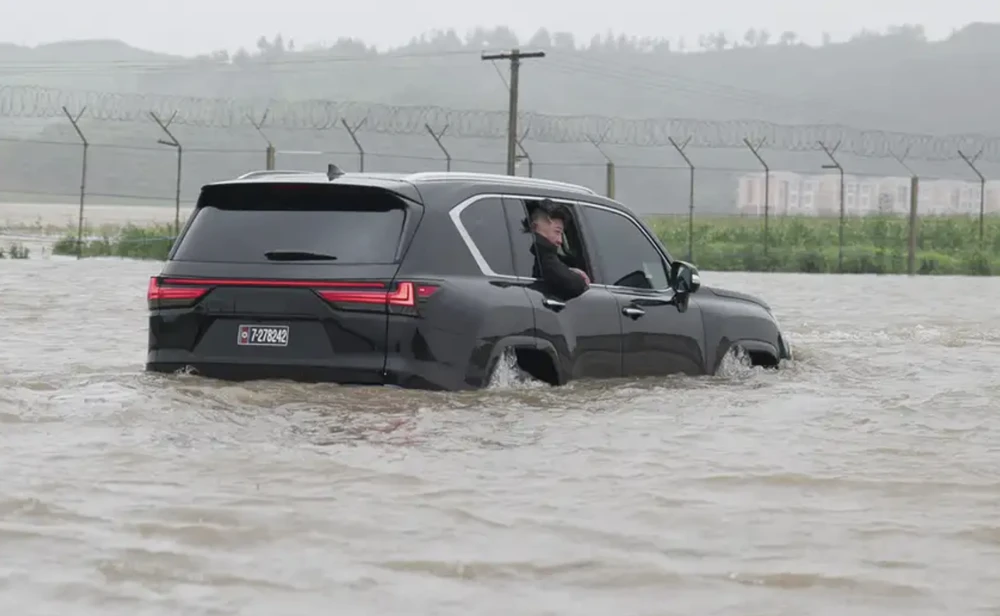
[2,261,1000,615]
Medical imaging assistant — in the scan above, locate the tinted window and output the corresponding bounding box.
[584,207,669,289]
[502,198,536,278]
[171,184,407,264]
[459,198,514,276]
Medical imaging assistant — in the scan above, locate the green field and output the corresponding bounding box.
[0,243,31,259]
[49,214,1000,275]
[648,214,1000,275]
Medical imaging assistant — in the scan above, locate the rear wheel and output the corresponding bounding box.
[486,346,558,388]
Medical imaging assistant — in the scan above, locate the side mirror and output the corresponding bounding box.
[670,260,701,295]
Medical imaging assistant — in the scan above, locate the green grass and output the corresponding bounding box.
[0,243,31,259]
[52,224,176,260]
[48,214,1000,275]
[647,214,1000,275]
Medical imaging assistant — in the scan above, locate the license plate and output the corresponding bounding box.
[237,324,289,347]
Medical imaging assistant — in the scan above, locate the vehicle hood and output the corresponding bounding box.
[703,286,771,312]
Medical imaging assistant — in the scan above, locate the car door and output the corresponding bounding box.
[577,203,706,377]
[501,196,622,382]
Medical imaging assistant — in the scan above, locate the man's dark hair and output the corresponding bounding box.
[534,198,569,222]
[521,198,569,233]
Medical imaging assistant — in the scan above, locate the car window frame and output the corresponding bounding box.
[449,192,671,291]
[575,202,674,293]
[450,193,598,282]
[504,196,596,280]
[454,195,518,277]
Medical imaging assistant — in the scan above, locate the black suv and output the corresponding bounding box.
[146,168,792,390]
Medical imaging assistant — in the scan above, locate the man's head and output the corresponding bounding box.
[530,199,568,246]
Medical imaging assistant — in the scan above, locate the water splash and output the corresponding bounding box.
[486,348,546,390]
[714,344,757,380]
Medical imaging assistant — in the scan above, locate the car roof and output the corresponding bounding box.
[207,170,632,213]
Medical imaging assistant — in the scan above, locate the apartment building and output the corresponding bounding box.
[736,172,1000,216]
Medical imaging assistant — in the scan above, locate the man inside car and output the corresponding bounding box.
[527,199,591,300]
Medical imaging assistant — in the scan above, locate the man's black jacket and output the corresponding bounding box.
[529,233,588,300]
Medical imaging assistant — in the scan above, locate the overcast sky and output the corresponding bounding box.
[2,0,998,56]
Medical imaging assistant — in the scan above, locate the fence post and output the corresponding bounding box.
[341,118,367,172]
[61,106,88,260]
[891,147,919,275]
[909,176,920,274]
[668,137,695,262]
[248,110,274,170]
[818,140,845,273]
[957,148,986,246]
[743,137,770,256]
[150,111,183,237]
[515,127,533,177]
[424,123,451,171]
[588,131,615,199]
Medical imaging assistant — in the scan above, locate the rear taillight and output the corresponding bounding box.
[317,281,438,308]
[147,276,209,309]
[145,277,438,313]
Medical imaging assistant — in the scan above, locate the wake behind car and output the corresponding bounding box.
[146,167,792,390]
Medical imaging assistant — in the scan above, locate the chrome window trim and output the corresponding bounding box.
[448,193,674,293]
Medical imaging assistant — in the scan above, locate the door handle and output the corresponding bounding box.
[622,306,645,319]
[542,298,566,311]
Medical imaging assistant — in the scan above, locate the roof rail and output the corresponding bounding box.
[236,169,315,180]
[403,171,598,196]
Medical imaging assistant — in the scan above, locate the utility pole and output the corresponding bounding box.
[481,48,545,175]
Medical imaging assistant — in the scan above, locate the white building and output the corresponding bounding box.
[736,172,1000,217]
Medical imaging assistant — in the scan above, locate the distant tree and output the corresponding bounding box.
[743,28,758,47]
[464,27,490,48]
[232,47,251,65]
[886,24,926,41]
[489,26,520,48]
[651,39,671,54]
[778,31,798,45]
[255,36,270,55]
[849,28,880,42]
[711,31,729,51]
[552,31,576,50]
[821,32,832,46]
[528,28,553,48]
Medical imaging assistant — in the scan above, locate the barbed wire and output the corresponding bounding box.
[2,84,999,162]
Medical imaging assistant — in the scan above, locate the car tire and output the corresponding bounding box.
[717,343,752,376]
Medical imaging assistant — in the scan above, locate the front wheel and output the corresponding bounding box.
[716,343,752,377]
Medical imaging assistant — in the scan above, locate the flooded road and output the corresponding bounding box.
[2,258,999,616]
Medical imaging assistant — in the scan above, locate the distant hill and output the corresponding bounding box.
[2,23,999,214]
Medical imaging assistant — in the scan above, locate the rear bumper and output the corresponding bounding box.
[145,360,384,386]
[145,353,470,391]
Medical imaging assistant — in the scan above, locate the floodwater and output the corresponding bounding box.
[1,257,999,616]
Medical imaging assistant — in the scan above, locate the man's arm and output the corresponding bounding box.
[536,248,589,299]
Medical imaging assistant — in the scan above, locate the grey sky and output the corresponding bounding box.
[2,0,998,56]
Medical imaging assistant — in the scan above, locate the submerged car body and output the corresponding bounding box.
[146,169,792,390]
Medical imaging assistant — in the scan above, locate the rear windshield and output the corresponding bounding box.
[171,183,408,264]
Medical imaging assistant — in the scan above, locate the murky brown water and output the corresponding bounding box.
[2,258,999,616]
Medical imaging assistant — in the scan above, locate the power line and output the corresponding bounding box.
[0,49,484,72]
[1,84,999,162]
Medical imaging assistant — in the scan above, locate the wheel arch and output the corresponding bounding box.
[478,335,563,388]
